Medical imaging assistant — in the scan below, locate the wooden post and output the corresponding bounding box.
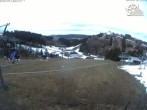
[0,65,6,90]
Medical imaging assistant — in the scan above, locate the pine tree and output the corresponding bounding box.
[122,37,126,52]
[109,37,113,46]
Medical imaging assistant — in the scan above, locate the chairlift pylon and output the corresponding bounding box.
[0,23,10,90]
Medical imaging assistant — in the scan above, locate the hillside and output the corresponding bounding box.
[2,31,88,47]
[79,32,147,60]
[1,30,147,60]
[0,59,147,110]
[51,34,90,39]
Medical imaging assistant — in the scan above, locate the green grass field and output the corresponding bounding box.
[0,59,146,110]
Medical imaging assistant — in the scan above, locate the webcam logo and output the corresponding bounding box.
[125,3,144,16]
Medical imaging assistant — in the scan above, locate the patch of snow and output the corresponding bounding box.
[125,56,141,63]
[69,54,81,59]
[94,57,105,60]
[66,44,81,50]
[119,64,147,93]
[126,39,135,43]
[20,44,106,60]
[66,46,76,50]
[74,47,87,59]
[141,44,147,48]
[90,55,97,58]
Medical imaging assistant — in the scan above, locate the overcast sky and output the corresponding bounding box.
[0,0,147,41]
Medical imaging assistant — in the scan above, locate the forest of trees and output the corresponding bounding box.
[80,33,145,61]
[0,31,86,58]
[0,31,146,60]
[0,31,53,58]
[58,38,82,47]
[5,31,53,47]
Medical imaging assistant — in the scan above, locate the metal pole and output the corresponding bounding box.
[0,23,9,90]
[62,47,63,59]
[0,65,6,90]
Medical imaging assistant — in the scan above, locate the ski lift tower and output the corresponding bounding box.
[0,23,10,36]
[0,23,10,57]
[0,23,10,90]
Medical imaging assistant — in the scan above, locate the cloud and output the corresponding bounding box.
[0,0,147,41]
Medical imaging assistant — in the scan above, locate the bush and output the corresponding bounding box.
[105,48,121,61]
